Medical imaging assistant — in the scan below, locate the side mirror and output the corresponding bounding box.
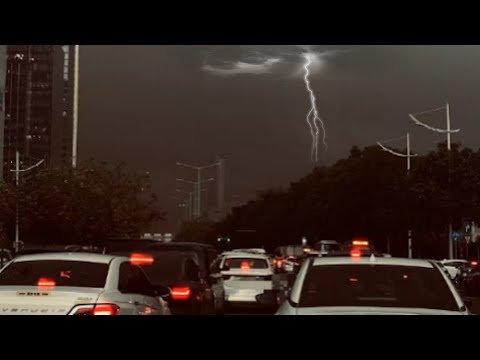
[154,285,171,299]
[256,291,278,307]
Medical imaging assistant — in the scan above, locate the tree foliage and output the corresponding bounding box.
[175,218,217,245]
[0,160,164,246]
[217,142,480,258]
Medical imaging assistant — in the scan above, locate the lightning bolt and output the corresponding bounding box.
[303,53,327,162]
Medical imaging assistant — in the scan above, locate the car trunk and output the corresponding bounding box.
[0,287,103,315]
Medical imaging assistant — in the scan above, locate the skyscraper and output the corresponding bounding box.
[0,45,6,180]
[55,45,79,168]
[3,45,64,181]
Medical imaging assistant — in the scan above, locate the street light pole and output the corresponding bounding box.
[409,103,460,259]
[176,177,215,219]
[176,161,219,219]
[377,133,418,258]
[14,151,19,253]
[10,153,45,253]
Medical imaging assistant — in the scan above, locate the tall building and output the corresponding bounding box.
[0,45,6,181]
[3,45,64,181]
[55,45,78,168]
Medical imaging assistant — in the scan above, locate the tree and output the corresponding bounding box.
[0,160,164,246]
[216,143,480,258]
[175,218,217,245]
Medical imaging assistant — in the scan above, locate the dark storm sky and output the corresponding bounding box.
[79,45,480,231]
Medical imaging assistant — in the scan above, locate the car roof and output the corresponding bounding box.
[146,242,214,250]
[315,240,339,244]
[222,252,269,260]
[311,256,435,268]
[12,252,123,264]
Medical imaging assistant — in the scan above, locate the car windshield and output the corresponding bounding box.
[299,264,459,311]
[0,260,109,288]
[224,258,269,269]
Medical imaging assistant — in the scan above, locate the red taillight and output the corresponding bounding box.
[471,261,478,267]
[352,240,369,247]
[241,261,250,270]
[130,253,154,266]
[73,304,120,315]
[93,304,120,315]
[37,277,55,290]
[350,249,362,258]
[171,287,191,300]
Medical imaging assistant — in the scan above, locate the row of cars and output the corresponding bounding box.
[0,240,229,315]
[0,241,281,315]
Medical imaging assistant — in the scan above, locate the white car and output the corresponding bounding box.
[0,252,171,315]
[258,254,470,315]
[441,259,469,280]
[220,252,274,307]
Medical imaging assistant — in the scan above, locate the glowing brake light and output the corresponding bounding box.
[130,253,154,266]
[93,304,120,315]
[241,261,251,270]
[37,277,55,290]
[352,240,369,247]
[471,261,478,267]
[350,249,362,258]
[73,304,120,315]
[171,287,191,300]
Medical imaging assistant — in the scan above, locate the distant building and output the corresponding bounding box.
[0,45,6,180]
[55,45,78,168]
[3,45,64,181]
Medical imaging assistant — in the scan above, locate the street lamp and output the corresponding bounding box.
[176,177,215,218]
[409,103,460,259]
[377,133,418,258]
[176,162,220,218]
[10,153,45,253]
[175,189,194,220]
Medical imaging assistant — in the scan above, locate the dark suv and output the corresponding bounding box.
[144,242,225,314]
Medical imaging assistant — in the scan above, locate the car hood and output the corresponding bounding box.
[291,307,465,315]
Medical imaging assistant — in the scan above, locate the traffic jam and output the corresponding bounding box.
[0,238,476,315]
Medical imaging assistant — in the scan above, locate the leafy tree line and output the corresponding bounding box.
[206,142,480,259]
[0,160,164,247]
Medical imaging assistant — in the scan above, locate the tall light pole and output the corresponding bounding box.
[176,161,219,218]
[409,103,460,259]
[10,153,45,253]
[216,156,226,218]
[176,177,215,219]
[176,189,193,220]
[377,133,418,258]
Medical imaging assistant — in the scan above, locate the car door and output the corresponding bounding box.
[130,265,167,315]
[117,263,143,315]
[207,249,224,311]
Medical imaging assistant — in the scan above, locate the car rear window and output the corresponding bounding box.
[0,260,109,288]
[146,246,206,271]
[299,264,459,311]
[145,254,200,285]
[224,258,269,269]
